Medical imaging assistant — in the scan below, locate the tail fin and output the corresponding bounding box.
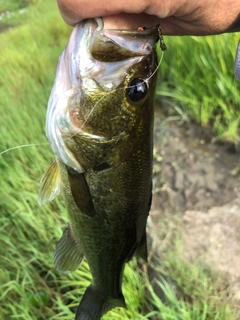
[75,285,126,320]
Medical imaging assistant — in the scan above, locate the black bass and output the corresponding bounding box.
[39,18,159,320]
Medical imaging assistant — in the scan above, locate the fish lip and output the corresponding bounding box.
[98,29,158,56]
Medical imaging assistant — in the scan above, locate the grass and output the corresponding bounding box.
[0,0,239,319]
[0,0,41,25]
[157,33,240,145]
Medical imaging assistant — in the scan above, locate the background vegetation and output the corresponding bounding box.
[0,0,239,319]
[158,33,240,146]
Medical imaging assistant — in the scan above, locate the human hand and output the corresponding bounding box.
[57,0,240,35]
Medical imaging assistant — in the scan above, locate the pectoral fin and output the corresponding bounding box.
[54,223,84,273]
[38,159,60,205]
[67,169,96,217]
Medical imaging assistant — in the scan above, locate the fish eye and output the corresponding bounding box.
[127,78,148,102]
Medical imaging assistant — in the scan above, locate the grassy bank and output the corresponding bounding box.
[158,33,240,145]
[0,1,238,319]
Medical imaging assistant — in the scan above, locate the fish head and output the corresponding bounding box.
[46,19,159,172]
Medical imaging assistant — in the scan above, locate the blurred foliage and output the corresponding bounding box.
[157,33,240,145]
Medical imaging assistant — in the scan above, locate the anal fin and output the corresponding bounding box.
[136,232,148,262]
[54,223,84,273]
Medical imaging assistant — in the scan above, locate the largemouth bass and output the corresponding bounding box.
[39,18,160,320]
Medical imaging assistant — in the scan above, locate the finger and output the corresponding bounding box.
[102,14,206,36]
[57,0,151,26]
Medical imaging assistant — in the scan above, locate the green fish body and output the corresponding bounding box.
[39,18,159,320]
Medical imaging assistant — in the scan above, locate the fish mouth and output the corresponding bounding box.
[46,18,158,173]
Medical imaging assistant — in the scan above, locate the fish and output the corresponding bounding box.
[38,18,160,320]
